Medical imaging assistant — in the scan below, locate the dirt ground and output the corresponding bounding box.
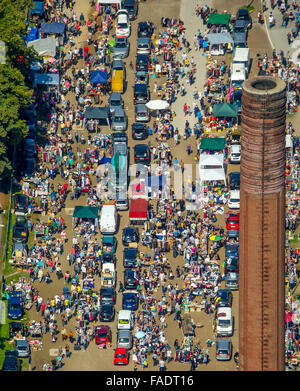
[20,0,299,374]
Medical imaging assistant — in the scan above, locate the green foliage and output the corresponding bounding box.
[0,0,36,180]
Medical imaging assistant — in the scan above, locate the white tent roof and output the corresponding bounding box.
[98,0,121,4]
[199,167,227,184]
[286,134,293,148]
[199,153,224,167]
[27,37,56,57]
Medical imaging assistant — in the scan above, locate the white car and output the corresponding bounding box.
[216,307,233,337]
[100,204,118,234]
[229,144,241,164]
[117,310,135,330]
[228,190,240,209]
[116,13,131,37]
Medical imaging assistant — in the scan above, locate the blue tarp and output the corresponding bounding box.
[27,26,39,42]
[33,73,60,87]
[99,156,111,164]
[30,1,45,15]
[41,22,66,35]
[90,70,108,84]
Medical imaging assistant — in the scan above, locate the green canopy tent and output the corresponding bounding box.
[200,137,226,151]
[206,13,231,28]
[72,206,100,228]
[212,102,238,118]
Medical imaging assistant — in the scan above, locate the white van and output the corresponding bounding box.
[230,63,246,89]
[233,47,250,74]
[117,310,135,330]
[216,307,233,337]
[100,204,118,234]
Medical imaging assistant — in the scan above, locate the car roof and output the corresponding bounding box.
[110,93,122,100]
[113,107,125,116]
[217,307,232,315]
[138,37,150,43]
[230,144,241,151]
[95,325,110,331]
[230,190,240,197]
[134,143,148,150]
[216,339,232,347]
[235,19,246,26]
[132,122,146,129]
[15,339,28,346]
[230,171,240,178]
[118,329,131,336]
[137,53,149,59]
[118,309,132,317]
[237,8,249,15]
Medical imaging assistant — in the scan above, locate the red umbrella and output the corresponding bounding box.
[84,46,89,53]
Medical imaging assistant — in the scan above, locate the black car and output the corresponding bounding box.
[132,123,148,140]
[24,139,37,158]
[230,89,242,113]
[229,172,240,190]
[134,144,151,165]
[9,322,28,339]
[137,21,153,38]
[100,287,116,305]
[224,257,239,274]
[123,248,139,268]
[136,54,151,72]
[236,8,252,29]
[24,157,35,178]
[215,289,233,308]
[134,83,150,104]
[2,350,21,371]
[124,269,139,289]
[122,226,139,246]
[99,303,115,322]
[13,194,29,215]
[12,218,28,243]
[225,243,239,259]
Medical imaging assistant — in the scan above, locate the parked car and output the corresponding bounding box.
[14,338,30,358]
[115,12,130,37]
[136,54,151,71]
[132,123,148,140]
[95,325,112,346]
[224,257,239,274]
[228,172,240,190]
[134,144,151,165]
[229,144,241,164]
[111,107,128,131]
[228,190,240,209]
[12,217,28,243]
[215,289,233,308]
[122,226,139,246]
[123,247,139,268]
[10,242,28,264]
[135,70,149,85]
[137,37,151,55]
[122,0,138,20]
[225,243,239,259]
[230,89,242,113]
[233,19,246,34]
[109,93,123,114]
[114,347,129,365]
[216,307,234,337]
[225,272,239,290]
[116,191,129,211]
[117,310,135,330]
[100,204,118,234]
[236,8,252,29]
[134,83,150,104]
[117,329,133,350]
[137,21,153,38]
[7,295,23,320]
[1,350,21,371]
[216,339,232,361]
[135,103,150,122]
[100,287,116,305]
[13,194,29,215]
[24,139,37,158]
[122,291,139,311]
[24,157,35,178]
[99,303,115,322]
[113,37,130,59]
[124,269,138,289]
[226,213,240,230]
[9,322,28,339]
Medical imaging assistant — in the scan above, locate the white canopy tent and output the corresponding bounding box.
[27,37,56,57]
[97,0,122,5]
[198,153,226,185]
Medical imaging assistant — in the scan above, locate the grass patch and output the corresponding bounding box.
[242,4,255,13]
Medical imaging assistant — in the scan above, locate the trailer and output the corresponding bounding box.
[129,198,148,225]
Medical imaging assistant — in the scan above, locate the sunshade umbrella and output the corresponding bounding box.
[209,234,222,241]
[107,39,115,47]
[135,331,145,339]
[146,99,170,110]
[155,39,164,45]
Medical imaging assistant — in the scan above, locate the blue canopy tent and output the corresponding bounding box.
[27,26,39,42]
[41,22,66,35]
[30,1,45,15]
[90,70,108,84]
[99,156,112,164]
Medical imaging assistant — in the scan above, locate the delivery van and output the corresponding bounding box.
[111,69,124,94]
[216,307,234,337]
[233,47,250,74]
[117,310,135,330]
[100,204,118,234]
[230,63,246,89]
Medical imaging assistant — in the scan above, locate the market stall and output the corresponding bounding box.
[72,206,100,229]
[29,321,43,351]
[205,32,234,56]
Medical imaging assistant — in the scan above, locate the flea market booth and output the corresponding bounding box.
[40,22,66,46]
[89,70,109,104]
[211,102,239,128]
[205,32,234,56]
[97,0,122,34]
[129,198,148,225]
[72,206,100,230]
[206,13,231,31]
[84,106,110,132]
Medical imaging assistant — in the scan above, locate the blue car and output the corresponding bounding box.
[122,292,139,311]
[225,243,239,259]
[7,291,23,320]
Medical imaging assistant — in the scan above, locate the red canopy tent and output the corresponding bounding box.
[129,198,148,224]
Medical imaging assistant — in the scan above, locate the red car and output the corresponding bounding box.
[226,213,240,230]
[95,325,112,347]
[114,348,129,365]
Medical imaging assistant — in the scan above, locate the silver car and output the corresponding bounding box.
[113,37,130,59]
[117,329,133,350]
[216,339,232,361]
[135,104,150,122]
[111,107,128,131]
[14,338,30,358]
[137,37,151,55]
[109,93,124,114]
